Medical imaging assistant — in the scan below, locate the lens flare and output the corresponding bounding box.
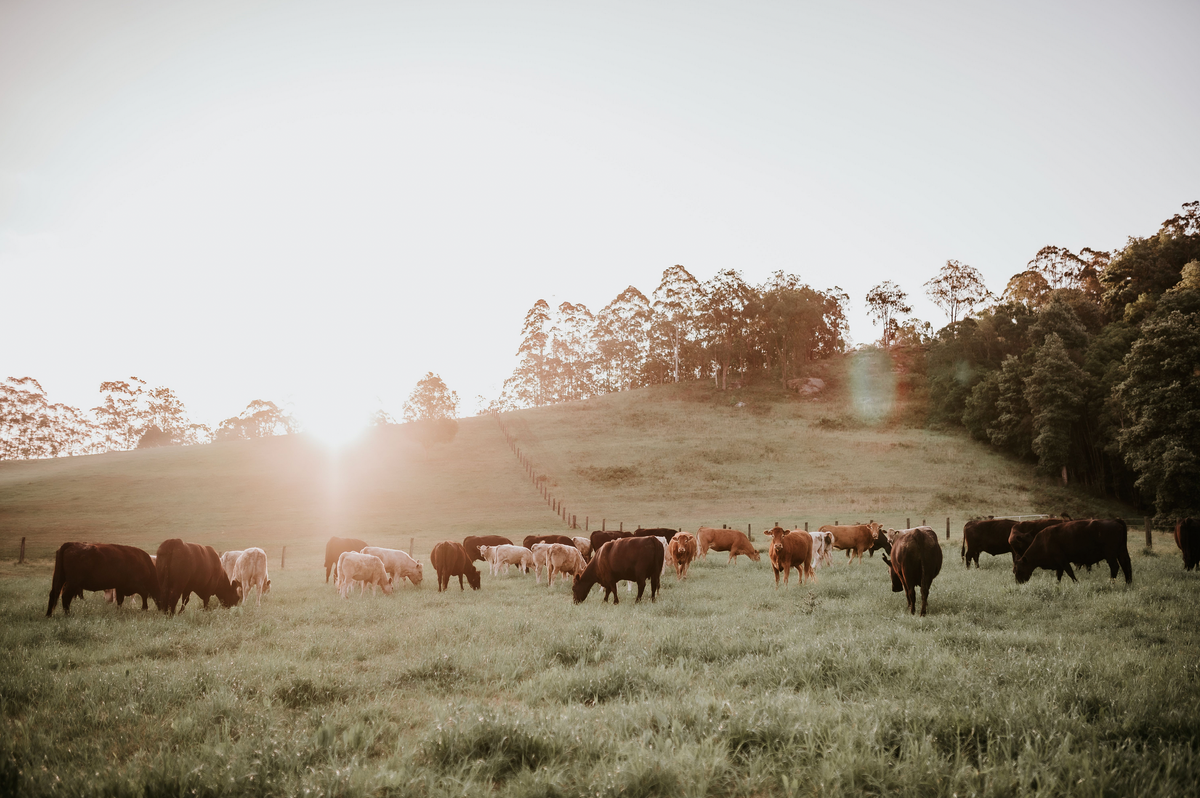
[847,349,897,425]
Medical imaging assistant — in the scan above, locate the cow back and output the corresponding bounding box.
[463,535,514,561]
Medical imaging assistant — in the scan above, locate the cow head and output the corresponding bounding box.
[1013,556,1034,584]
[466,565,481,590]
[411,562,424,586]
[217,578,242,608]
[880,553,902,592]
[875,529,893,555]
[572,574,590,603]
[381,578,395,595]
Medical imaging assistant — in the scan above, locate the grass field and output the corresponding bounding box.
[2,366,1197,796]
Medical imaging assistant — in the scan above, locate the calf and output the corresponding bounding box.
[336,551,394,598]
[48,543,159,616]
[219,550,244,581]
[820,522,884,564]
[430,541,481,592]
[231,547,270,606]
[766,527,815,587]
[361,546,424,587]
[697,527,760,563]
[1175,518,1199,571]
[534,542,587,586]
[573,536,664,604]
[324,537,369,583]
[668,532,697,580]
[572,536,592,561]
[157,539,241,615]
[880,526,943,616]
[1013,519,1132,584]
[478,544,535,576]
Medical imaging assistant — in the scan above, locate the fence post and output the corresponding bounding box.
[281,546,286,570]
[1145,517,1152,549]
[906,518,910,529]
[805,522,809,532]
[620,522,623,533]
[748,523,752,541]
[585,516,589,532]
[410,537,415,556]
[946,517,950,539]
[19,537,25,564]
[602,519,606,532]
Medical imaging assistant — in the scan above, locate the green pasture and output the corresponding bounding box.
[2,377,1197,796]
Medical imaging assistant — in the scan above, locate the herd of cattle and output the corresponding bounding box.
[41,517,1200,619]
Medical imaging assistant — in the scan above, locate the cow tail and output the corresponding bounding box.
[157,546,173,613]
[960,536,965,563]
[46,545,66,617]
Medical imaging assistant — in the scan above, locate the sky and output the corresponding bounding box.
[3,0,1198,443]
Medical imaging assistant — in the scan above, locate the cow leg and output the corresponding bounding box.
[1119,550,1133,584]
[905,585,917,614]
[140,593,149,610]
[650,572,660,602]
[458,574,464,591]
[634,578,645,603]
[918,585,929,617]
[1062,563,1078,583]
[116,592,125,607]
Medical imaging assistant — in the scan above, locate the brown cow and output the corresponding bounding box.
[1013,519,1131,584]
[1175,518,1199,571]
[697,527,761,563]
[961,518,1017,568]
[880,526,943,616]
[590,530,632,554]
[47,543,160,616]
[324,537,369,583]
[157,539,241,615]
[820,522,884,564]
[668,532,697,580]
[430,541,481,592]
[1008,517,1070,562]
[524,534,577,549]
[462,535,514,562]
[766,527,814,587]
[572,536,663,604]
[633,527,680,544]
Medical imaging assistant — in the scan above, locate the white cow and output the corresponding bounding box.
[808,530,835,568]
[105,554,156,604]
[336,551,393,598]
[572,536,592,561]
[479,544,535,576]
[232,547,271,606]
[533,543,586,587]
[656,536,675,575]
[219,550,244,580]
[360,546,423,587]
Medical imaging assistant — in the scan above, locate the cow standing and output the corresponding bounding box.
[1175,518,1199,571]
[462,535,515,562]
[668,532,697,580]
[880,527,943,616]
[231,548,271,606]
[430,541,482,592]
[157,539,241,615]
[696,527,760,563]
[336,551,394,598]
[324,537,369,583]
[47,543,160,616]
[1013,519,1132,584]
[1008,517,1070,562]
[766,527,815,587]
[961,518,1017,568]
[361,546,424,587]
[821,522,885,564]
[573,536,664,604]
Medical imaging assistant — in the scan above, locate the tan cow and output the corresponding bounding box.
[335,551,394,598]
[820,521,885,564]
[478,544,535,576]
[231,547,271,606]
[219,550,244,580]
[572,536,592,561]
[533,543,586,586]
[668,532,697,580]
[361,546,424,587]
[766,527,814,586]
[697,527,761,563]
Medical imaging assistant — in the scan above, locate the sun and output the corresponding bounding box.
[295,396,372,450]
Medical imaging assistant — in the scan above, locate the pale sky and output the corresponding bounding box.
[3,0,1198,441]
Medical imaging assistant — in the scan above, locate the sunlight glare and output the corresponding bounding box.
[295,395,373,450]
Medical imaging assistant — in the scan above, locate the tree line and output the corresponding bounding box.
[490,266,849,409]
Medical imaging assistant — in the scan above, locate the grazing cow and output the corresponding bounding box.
[879,526,943,616]
[766,527,815,587]
[1008,518,1069,562]
[361,546,424,587]
[1013,519,1132,584]
[219,550,244,580]
[104,554,156,605]
[231,548,270,606]
[572,536,592,561]
[697,527,761,563]
[462,535,515,562]
[478,544,535,576]
[633,527,680,544]
[667,532,697,580]
[573,536,664,604]
[335,551,394,598]
[533,542,587,586]
[156,539,241,615]
[47,543,159,616]
[808,530,834,568]
[430,541,482,592]
[820,522,885,564]
[960,518,1017,567]
[1175,518,1199,571]
[589,530,632,554]
[523,534,576,549]
[324,537,369,583]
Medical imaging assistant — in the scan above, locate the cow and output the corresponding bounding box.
[1013,519,1132,584]
[697,527,761,563]
[1175,518,1199,571]
[633,527,680,544]
[231,548,270,606]
[103,554,156,605]
[573,536,664,604]
[879,526,943,616]
[655,536,675,575]
[808,530,834,568]
[462,535,515,562]
[335,551,394,598]
[572,536,592,561]
[523,534,577,549]
[668,532,697,580]
[533,542,587,586]
[766,527,814,587]
[1008,517,1070,562]
[361,546,424,587]
[219,550,244,580]
[47,543,159,616]
[324,537,369,583]
[820,522,885,564]
[961,517,1017,567]
[589,530,632,554]
[430,541,481,592]
[156,539,241,615]
[478,544,535,576]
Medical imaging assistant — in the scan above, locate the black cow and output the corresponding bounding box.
[325,537,369,583]
[1175,518,1199,571]
[1013,519,1132,584]
[157,539,241,615]
[523,534,577,549]
[1009,517,1069,561]
[881,527,943,616]
[430,541,481,592]
[961,518,1017,568]
[573,536,663,604]
[632,527,680,543]
[462,535,514,562]
[589,530,633,554]
[46,543,160,617]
